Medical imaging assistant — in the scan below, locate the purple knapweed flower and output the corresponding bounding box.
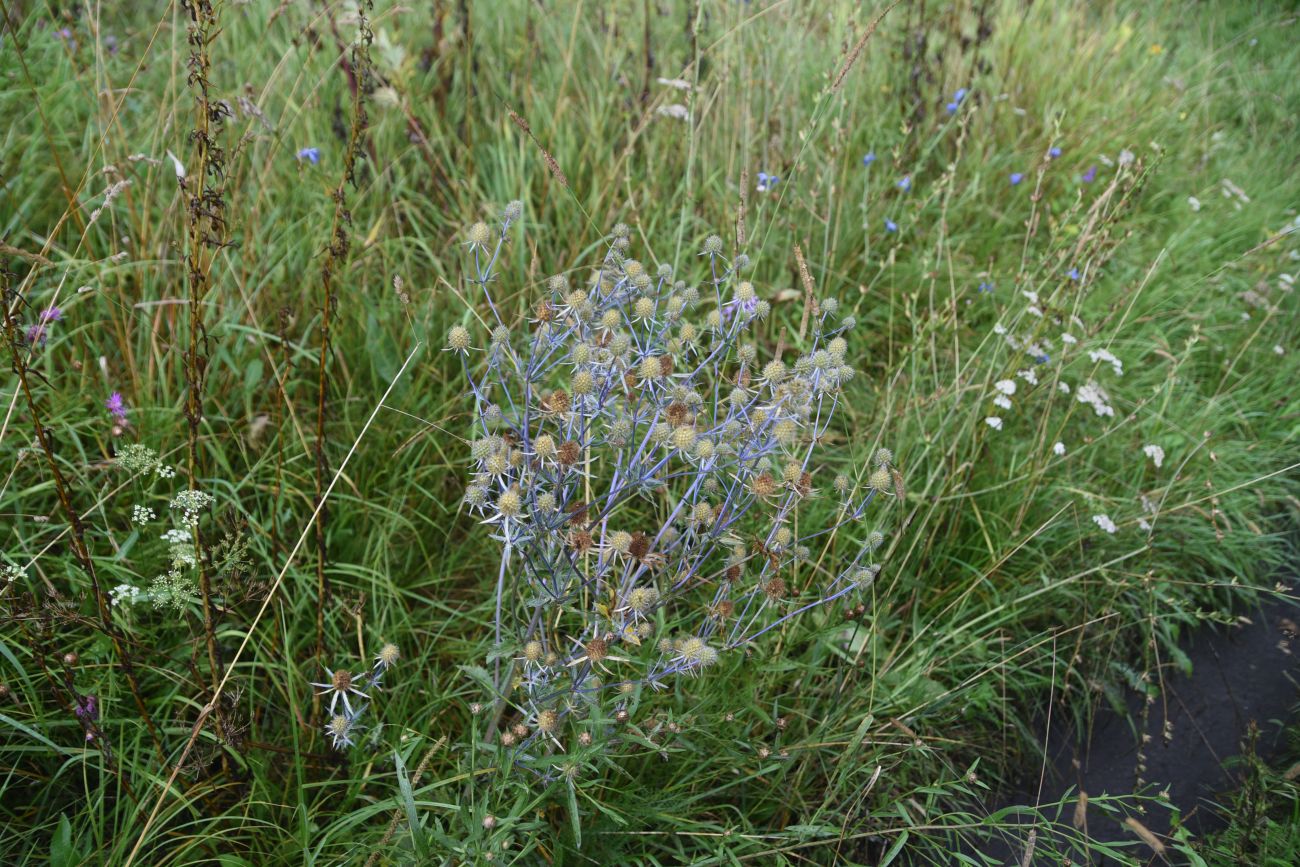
[24,307,62,347]
[106,392,128,421]
[1010,173,1024,186]
[74,694,98,722]
[296,147,321,165]
[1080,165,1097,183]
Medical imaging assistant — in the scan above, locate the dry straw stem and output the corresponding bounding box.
[122,344,423,867]
[1018,828,1037,867]
[736,167,749,249]
[793,242,817,342]
[1123,817,1166,855]
[508,106,570,189]
[830,0,903,93]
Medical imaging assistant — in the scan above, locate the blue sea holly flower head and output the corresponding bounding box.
[1049,146,1062,158]
[977,281,994,294]
[310,666,370,716]
[945,87,968,114]
[324,709,365,750]
[756,172,780,193]
[1080,165,1097,183]
[1067,267,1081,281]
[884,219,898,233]
[862,152,876,167]
[1010,172,1024,186]
[452,207,895,762]
[896,175,911,193]
[295,147,321,164]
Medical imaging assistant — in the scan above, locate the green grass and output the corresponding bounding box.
[1,0,1298,863]
[1198,715,1300,866]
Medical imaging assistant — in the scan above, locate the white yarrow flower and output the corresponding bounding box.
[994,379,1017,396]
[985,416,1003,431]
[1077,381,1115,417]
[993,395,1012,410]
[1088,348,1123,376]
[1143,444,1165,468]
[1092,514,1117,534]
[1053,442,1066,456]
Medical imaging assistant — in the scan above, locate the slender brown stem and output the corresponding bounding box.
[314,0,375,666]
[180,0,231,761]
[1,289,163,761]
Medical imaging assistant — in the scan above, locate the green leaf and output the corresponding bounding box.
[50,814,75,867]
[878,830,908,866]
[394,750,429,859]
[566,783,582,849]
[458,664,495,693]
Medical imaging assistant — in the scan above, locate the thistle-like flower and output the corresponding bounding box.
[311,667,370,717]
[324,709,364,750]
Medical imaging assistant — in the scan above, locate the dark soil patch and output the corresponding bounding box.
[980,598,1300,865]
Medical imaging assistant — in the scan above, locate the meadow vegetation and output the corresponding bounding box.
[1,0,1297,863]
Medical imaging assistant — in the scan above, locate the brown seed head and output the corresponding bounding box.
[568,529,593,554]
[556,440,581,466]
[628,531,651,561]
[543,389,571,415]
[332,669,353,692]
[763,577,787,602]
[795,472,813,497]
[585,637,608,663]
[750,472,777,497]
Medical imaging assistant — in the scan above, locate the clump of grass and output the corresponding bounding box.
[0,0,1296,863]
